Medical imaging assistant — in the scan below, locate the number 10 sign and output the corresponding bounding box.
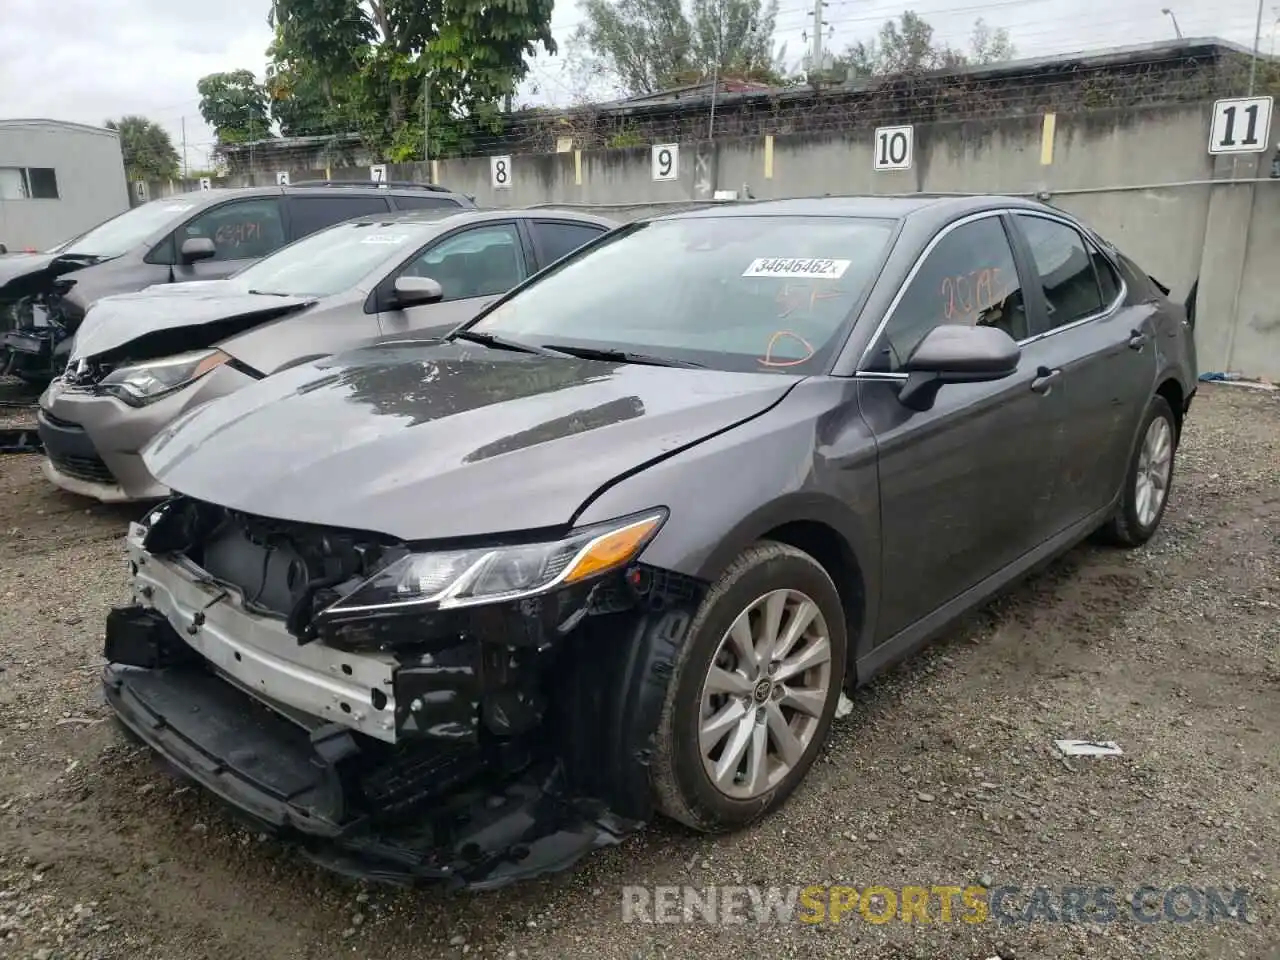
[873,125,914,171]
[1208,96,1273,155]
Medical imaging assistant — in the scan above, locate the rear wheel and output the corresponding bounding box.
[1098,394,1177,547]
[650,541,847,832]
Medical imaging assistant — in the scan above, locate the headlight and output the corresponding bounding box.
[321,510,667,616]
[100,349,229,406]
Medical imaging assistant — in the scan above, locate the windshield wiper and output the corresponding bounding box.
[539,343,706,368]
[451,329,559,356]
[247,289,294,297]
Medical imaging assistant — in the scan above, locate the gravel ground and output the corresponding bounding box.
[0,383,1276,960]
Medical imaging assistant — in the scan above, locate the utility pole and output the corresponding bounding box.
[422,72,431,173]
[1250,0,1265,95]
[181,117,188,181]
[810,0,828,73]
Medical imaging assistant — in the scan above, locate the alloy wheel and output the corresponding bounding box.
[1135,415,1174,528]
[697,588,834,800]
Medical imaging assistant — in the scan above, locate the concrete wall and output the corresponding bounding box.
[0,120,130,251]
[142,103,1280,380]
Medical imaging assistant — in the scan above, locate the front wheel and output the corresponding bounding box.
[650,541,848,832]
[1098,394,1178,547]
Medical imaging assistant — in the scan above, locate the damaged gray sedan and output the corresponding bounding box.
[102,196,1196,890]
[38,208,614,501]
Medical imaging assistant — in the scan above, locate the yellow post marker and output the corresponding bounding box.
[325,164,331,180]
[1040,113,1056,166]
[764,134,774,179]
[430,159,440,184]
[575,149,583,186]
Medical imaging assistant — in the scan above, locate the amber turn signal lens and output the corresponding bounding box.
[563,514,664,584]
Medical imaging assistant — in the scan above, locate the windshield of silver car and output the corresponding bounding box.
[467,215,896,374]
[231,220,430,298]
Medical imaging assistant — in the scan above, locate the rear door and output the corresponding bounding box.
[526,219,609,271]
[1006,211,1157,531]
[857,212,1068,642]
[374,221,530,338]
[166,197,288,282]
[285,194,392,241]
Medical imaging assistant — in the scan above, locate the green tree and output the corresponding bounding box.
[968,18,1017,65]
[573,0,788,98]
[103,116,181,181]
[822,11,1015,82]
[268,0,556,160]
[197,69,272,144]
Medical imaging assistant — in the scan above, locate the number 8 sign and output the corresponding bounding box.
[490,155,512,189]
[652,143,679,181]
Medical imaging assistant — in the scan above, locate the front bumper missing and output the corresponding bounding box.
[124,522,402,743]
[104,661,637,889]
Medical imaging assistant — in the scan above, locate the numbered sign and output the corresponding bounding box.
[370,164,387,185]
[276,170,290,186]
[133,180,147,201]
[490,155,512,189]
[873,125,914,171]
[652,143,679,181]
[198,177,212,191]
[1208,96,1273,155]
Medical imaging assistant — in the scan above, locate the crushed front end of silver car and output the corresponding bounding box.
[103,496,704,889]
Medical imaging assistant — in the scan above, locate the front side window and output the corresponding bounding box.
[231,219,432,298]
[472,215,896,374]
[866,216,1027,373]
[401,224,526,302]
[1015,215,1106,331]
[180,198,286,261]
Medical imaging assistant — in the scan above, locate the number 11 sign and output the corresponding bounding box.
[1208,96,1273,155]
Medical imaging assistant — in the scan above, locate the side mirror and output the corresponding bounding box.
[0,242,7,254]
[392,275,444,308]
[897,324,1020,410]
[179,237,217,264]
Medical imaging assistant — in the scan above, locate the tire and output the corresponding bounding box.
[650,540,848,832]
[1098,394,1178,548]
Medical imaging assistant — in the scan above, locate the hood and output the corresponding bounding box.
[143,341,801,540]
[71,281,317,363]
[0,252,68,299]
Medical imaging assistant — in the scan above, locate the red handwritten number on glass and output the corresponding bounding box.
[942,268,1007,322]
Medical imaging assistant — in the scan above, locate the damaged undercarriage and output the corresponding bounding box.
[105,496,704,889]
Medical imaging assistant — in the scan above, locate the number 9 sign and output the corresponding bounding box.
[652,143,679,181]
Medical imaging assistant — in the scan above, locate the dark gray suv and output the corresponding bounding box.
[0,181,475,382]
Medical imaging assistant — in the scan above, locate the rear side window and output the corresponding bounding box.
[288,195,391,239]
[867,216,1027,373]
[391,194,463,211]
[532,220,606,266]
[1014,215,1108,331]
[1091,242,1122,304]
[179,198,286,261]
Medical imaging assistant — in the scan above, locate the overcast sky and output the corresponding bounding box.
[0,0,1273,173]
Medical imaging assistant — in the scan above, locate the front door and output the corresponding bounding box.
[377,222,529,338]
[857,212,1066,642]
[170,197,288,282]
[1007,212,1159,532]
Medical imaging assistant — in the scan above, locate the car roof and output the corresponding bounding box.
[153,182,471,206]
[335,207,620,230]
[651,194,1057,226]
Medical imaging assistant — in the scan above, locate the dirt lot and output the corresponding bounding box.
[0,383,1276,960]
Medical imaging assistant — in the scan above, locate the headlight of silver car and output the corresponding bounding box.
[100,348,230,406]
[321,510,667,616]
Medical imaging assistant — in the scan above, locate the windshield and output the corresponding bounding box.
[232,219,430,298]
[63,197,205,259]
[469,215,896,374]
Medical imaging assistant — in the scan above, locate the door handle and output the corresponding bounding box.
[1031,367,1061,394]
[1128,330,1150,350]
